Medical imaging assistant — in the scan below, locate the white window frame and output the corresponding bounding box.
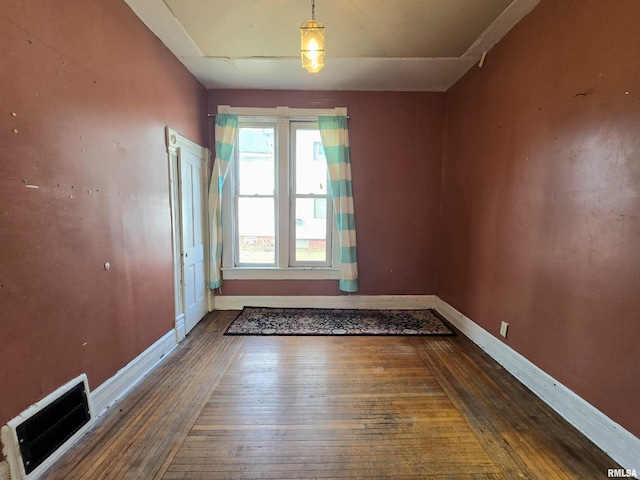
[219,105,347,281]
[289,121,333,268]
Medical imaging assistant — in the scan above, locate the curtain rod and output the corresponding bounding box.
[207,113,350,119]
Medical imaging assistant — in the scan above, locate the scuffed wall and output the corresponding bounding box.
[0,0,207,429]
[440,0,640,437]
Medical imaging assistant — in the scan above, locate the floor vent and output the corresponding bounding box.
[1,374,93,479]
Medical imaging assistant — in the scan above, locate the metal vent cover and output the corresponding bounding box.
[1,374,93,479]
[16,382,91,474]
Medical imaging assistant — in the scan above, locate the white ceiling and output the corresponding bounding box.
[125,0,540,91]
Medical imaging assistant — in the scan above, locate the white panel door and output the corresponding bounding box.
[179,147,207,335]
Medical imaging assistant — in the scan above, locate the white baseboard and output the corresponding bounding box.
[175,313,186,343]
[0,331,177,480]
[213,294,438,311]
[91,330,177,418]
[208,289,215,312]
[0,460,9,480]
[4,298,635,478]
[434,297,640,475]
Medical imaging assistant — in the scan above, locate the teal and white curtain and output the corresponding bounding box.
[318,116,359,292]
[208,114,239,289]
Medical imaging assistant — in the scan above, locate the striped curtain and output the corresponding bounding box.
[208,114,239,289]
[318,116,359,292]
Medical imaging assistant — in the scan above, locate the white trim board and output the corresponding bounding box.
[91,330,177,418]
[174,313,186,344]
[213,295,438,311]
[217,105,347,119]
[433,297,640,476]
[0,330,177,480]
[0,460,10,480]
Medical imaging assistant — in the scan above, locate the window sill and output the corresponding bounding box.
[222,267,341,280]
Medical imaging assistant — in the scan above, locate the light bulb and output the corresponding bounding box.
[300,18,325,73]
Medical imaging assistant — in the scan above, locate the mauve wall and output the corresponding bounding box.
[208,90,445,296]
[0,0,207,429]
[440,0,640,437]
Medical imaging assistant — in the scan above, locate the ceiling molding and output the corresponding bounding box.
[125,0,541,91]
[126,0,202,57]
[463,0,541,58]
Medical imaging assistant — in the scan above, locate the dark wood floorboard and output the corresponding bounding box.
[45,310,617,479]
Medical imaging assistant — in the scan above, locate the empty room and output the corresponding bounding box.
[1,0,638,479]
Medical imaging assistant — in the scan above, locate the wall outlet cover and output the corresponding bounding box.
[500,321,509,338]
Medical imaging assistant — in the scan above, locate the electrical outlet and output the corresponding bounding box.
[500,321,509,338]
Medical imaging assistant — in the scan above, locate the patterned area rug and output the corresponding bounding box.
[225,307,455,336]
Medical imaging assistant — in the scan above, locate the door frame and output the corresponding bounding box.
[166,127,212,342]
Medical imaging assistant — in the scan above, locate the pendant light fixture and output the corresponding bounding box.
[300,0,325,73]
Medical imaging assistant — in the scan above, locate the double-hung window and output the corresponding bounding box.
[220,106,346,280]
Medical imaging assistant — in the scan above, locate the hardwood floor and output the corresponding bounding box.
[47,311,617,479]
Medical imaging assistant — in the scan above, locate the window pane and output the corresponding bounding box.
[238,197,275,265]
[295,198,327,262]
[295,129,327,195]
[238,127,275,195]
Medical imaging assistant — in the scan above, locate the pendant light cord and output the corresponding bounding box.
[311,0,315,20]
